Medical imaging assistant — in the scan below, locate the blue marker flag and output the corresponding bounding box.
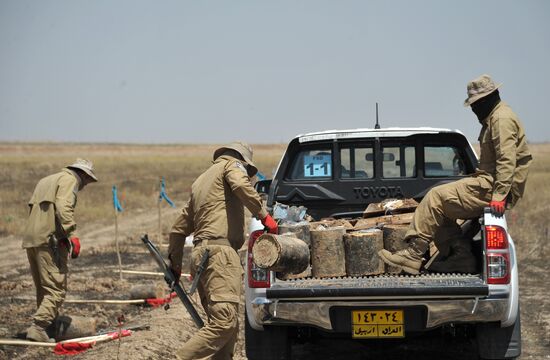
[112,185,123,212]
[159,177,175,207]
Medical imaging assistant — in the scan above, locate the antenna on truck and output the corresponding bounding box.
[375,102,381,129]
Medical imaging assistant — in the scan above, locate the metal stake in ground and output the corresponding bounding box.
[112,185,124,280]
[158,177,162,247]
[158,177,175,247]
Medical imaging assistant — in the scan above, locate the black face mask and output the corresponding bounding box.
[471,90,501,122]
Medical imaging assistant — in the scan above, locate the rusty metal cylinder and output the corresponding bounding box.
[278,222,311,246]
[310,227,346,278]
[344,229,384,276]
[129,283,164,300]
[55,315,97,341]
[252,233,310,274]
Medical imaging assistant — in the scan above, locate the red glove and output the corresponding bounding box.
[70,237,80,259]
[489,200,506,217]
[261,214,278,234]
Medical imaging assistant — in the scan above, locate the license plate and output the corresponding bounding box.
[351,310,405,338]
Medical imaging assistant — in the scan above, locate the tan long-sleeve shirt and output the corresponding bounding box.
[22,169,79,248]
[477,101,532,207]
[168,155,268,265]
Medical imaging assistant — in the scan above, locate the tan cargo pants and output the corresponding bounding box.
[406,175,493,246]
[26,244,68,326]
[177,244,243,360]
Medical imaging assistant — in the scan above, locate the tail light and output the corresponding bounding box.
[487,253,510,284]
[484,225,510,284]
[247,230,271,288]
[485,225,508,249]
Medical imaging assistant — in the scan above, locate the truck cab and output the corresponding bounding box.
[245,128,521,360]
[261,127,477,219]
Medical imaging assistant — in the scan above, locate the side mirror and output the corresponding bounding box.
[255,179,272,194]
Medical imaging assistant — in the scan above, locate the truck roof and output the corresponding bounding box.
[297,127,465,143]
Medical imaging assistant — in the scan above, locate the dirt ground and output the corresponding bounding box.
[1,208,549,360]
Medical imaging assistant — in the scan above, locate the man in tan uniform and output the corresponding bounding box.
[168,142,277,360]
[23,159,98,342]
[379,74,532,274]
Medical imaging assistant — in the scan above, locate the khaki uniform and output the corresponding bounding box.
[23,169,80,326]
[169,155,267,360]
[407,101,532,244]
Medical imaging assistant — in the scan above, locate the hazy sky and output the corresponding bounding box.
[1,1,549,144]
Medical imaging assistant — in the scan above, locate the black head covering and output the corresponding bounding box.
[471,89,501,122]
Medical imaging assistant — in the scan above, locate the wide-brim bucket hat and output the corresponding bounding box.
[464,74,502,107]
[213,141,258,176]
[67,158,98,182]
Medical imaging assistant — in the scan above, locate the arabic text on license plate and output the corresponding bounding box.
[351,310,404,338]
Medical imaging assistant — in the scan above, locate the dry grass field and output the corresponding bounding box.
[0,143,286,237]
[0,142,549,359]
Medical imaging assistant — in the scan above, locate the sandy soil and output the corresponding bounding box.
[1,210,549,360]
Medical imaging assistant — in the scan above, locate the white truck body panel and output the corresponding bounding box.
[245,128,518,332]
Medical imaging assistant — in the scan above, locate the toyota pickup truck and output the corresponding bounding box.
[244,128,521,360]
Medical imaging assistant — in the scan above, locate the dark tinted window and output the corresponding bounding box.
[424,146,466,177]
[382,145,416,178]
[340,146,374,179]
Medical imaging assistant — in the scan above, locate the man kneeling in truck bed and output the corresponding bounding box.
[379,74,532,274]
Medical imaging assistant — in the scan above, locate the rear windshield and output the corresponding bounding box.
[285,138,471,181]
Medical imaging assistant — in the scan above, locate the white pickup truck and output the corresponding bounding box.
[244,128,521,360]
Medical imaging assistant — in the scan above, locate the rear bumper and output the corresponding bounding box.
[250,297,509,331]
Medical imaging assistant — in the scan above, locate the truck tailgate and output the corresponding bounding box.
[266,274,488,299]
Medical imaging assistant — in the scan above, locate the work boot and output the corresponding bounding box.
[378,238,429,274]
[427,239,477,274]
[26,322,55,343]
